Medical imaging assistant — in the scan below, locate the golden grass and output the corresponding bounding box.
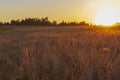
[0,26,120,80]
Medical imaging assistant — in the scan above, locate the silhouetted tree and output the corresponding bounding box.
[69,22,78,26]
[4,22,10,26]
[78,21,89,26]
[0,22,3,26]
[0,17,94,27]
[11,19,21,26]
[52,20,57,26]
[58,21,68,26]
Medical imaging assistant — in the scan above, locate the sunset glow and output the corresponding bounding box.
[94,6,119,26]
[0,0,120,24]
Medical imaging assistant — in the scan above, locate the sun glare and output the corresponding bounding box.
[94,6,119,26]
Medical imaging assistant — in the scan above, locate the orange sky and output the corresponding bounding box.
[0,0,120,23]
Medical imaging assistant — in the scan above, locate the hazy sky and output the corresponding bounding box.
[0,0,120,22]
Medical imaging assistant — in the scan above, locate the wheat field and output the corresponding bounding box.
[0,26,120,80]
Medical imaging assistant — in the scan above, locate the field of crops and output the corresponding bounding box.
[0,26,120,80]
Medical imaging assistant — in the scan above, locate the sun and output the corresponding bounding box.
[94,6,119,26]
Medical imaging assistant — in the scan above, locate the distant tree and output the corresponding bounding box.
[0,22,3,26]
[40,17,52,26]
[78,21,89,26]
[113,22,120,27]
[58,21,68,26]
[52,20,57,26]
[4,22,10,26]
[11,19,20,26]
[0,17,92,27]
[69,22,78,26]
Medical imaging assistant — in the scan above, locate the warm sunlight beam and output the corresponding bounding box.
[94,6,119,26]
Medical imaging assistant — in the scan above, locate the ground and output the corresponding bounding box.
[0,26,120,80]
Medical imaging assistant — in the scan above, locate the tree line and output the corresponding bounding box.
[0,17,90,26]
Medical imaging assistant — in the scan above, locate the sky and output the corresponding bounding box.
[0,0,120,23]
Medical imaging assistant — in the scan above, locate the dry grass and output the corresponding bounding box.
[0,26,120,80]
